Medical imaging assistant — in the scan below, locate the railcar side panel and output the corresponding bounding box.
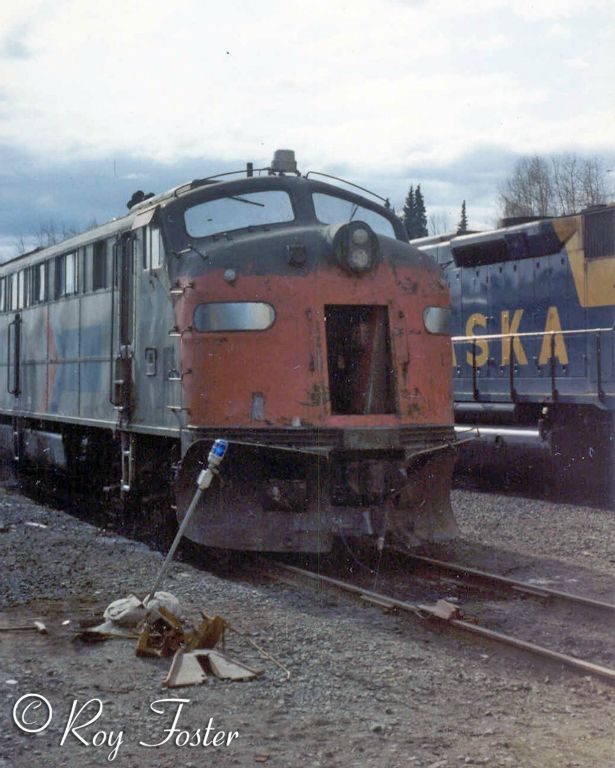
[79,291,114,422]
[20,306,47,414]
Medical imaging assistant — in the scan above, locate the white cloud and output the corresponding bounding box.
[565,56,590,70]
[446,0,611,20]
[546,22,572,38]
[0,0,612,229]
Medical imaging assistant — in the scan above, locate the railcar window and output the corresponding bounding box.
[184,191,294,238]
[21,269,29,308]
[6,274,13,311]
[31,262,47,304]
[312,193,396,238]
[0,277,5,312]
[12,272,19,309]
[92,240,107,290]
[54,252,79,298]
[65,252,77,294]
[54,255,64,298]
[82,245,91,292]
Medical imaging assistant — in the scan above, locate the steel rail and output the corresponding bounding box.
[269,561,615,684]
[400,552,615,612]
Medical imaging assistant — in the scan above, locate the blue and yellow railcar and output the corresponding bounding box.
[418,205,615,502]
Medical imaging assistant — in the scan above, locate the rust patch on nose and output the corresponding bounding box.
[302,383,330,407]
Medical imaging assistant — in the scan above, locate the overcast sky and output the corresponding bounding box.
[1,0,614,258]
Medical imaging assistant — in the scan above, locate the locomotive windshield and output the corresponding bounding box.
[184,190,294,237]
[312,192,396,238]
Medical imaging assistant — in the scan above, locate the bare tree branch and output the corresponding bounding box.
[428,210,452,236]
[499,153,609,219]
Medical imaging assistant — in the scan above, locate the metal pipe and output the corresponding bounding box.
[144,439,228,606]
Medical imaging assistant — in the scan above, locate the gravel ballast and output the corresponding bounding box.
[1,484,615,767]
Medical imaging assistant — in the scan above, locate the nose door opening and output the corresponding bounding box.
[325,305,396,415]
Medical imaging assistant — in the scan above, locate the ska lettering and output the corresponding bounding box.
[453,306,568,367]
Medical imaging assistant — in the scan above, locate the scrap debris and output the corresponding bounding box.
[0,620,48,634]
[135,605,185,658]
[74,591,266,687]
[417,599,462,621]
[104,591,182,626]
[164,649,260,688]
[77,621,140,642]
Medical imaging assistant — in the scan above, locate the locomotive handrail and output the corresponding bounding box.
[6,318,14,394]
[471,340,479,401]
[304,171,390,207]
[596,333,605,401]
[452,325,614,343]
[455,324,614,404]
[550,333,559,401]
[510,344,517,402]
[175,166,272,196]
[108,237,118,406]
[6,313,21,396]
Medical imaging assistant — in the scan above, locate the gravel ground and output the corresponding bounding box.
[1,482,615,768]
[452,490,615,578]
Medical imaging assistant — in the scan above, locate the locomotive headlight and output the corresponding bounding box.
[330,221,379,275]
[351,227,370,246]
[348,248,370,270]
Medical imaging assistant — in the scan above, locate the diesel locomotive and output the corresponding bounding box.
[0,150,457,550]
[416,204,615,503]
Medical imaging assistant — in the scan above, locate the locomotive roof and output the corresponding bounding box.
[416,202,615,267]
[417,203,615,251]
[1,168,400,270]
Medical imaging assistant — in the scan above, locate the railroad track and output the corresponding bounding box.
[395,551,615,612]
[262,555,615,684]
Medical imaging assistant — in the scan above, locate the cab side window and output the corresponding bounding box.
[145,226,164,270]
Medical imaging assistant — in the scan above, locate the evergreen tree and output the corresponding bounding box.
[457,200,468,234]
[402,183,429,239]
[402,185,415,238]
[413,185,428,238]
